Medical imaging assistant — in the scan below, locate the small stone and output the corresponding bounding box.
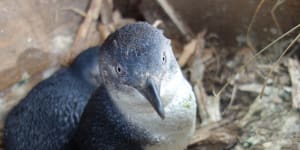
[263,142,272,148]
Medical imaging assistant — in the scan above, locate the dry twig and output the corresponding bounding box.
[76,0,102,39]
[260,33,300,97]
[61,7,87,17]
[152,20,163,28]
[189,119,237,146]
[66,0,103,64]
[246,0,266,52]
[271,0,285,35]
[155,0,192,39]
[238,96,262,127]
[179,39,197,67]
[216,24,300,98]
[101,0,113,24]
[286,58,300,109]
[179,31,206,67]
[194,84,221,124]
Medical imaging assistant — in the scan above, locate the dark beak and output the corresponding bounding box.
[139,78,165,119]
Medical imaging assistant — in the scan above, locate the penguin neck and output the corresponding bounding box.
[69,66,99,89]
[107,70,196,149]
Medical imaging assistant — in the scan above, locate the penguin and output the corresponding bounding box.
[4,46,101,150]
[72,22,196,150]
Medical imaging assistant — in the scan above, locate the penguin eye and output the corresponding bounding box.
[115,64,123,74]
[162,52,166,64]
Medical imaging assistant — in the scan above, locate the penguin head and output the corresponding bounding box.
[99,22,179,119]
[70,47,101,88]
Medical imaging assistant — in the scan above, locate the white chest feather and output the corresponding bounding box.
[109,71,196,150]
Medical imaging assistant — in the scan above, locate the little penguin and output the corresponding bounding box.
[4,46,101,150]
[71,22,197,150]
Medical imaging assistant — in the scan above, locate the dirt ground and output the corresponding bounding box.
[0,0,299,149]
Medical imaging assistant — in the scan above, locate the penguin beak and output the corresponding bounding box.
[139,78,165,119]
